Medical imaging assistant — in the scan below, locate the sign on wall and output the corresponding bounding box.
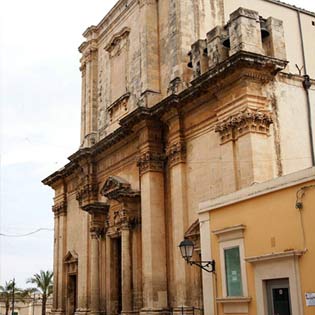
[305,293,315,306]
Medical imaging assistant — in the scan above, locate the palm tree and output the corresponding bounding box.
[27,271,53,315]
[0,281,33,315]
[0,281,14,315]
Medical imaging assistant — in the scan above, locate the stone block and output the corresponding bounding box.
[229,7,263,56]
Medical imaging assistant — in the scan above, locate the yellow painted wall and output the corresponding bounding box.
[209,179,315,314]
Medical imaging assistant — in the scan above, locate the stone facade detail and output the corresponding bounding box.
[42,2,315,315]
[166,142,186,167]
[137,152,165,175]
[52,200,67,216]
[215,108,273,144]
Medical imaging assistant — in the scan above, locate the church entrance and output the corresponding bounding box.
[67,274,77,315]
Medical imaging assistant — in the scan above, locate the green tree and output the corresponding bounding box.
[0,281,14,315]
[27,271,53,315]
[0,281,33,315]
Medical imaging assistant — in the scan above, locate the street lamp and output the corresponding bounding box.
[179,238,215,273]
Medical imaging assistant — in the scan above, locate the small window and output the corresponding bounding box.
[312,21,315,26]
[224,246,243,296]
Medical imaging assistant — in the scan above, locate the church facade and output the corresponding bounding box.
[43,1,315,315]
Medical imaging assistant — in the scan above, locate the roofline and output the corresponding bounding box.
[42,51,288,187]
[263,0,315,17]
[199,167,315,213]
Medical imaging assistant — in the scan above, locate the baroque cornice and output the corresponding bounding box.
[43,51,286,187]
[215,108,273,143]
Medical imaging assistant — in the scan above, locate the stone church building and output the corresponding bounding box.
[43,0,315,315]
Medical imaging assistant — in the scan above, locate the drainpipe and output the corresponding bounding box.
[297,11,315,166]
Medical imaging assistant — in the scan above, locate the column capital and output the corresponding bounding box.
[52,200,67,217]
[215,108,273,144]
[166,141,186,167]
[137,151,165,175]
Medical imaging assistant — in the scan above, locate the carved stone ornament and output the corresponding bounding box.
[64,250,78,275]
[76,182,99,207]
[105,27,130,56]
[137,152,165,174]
[106,207,140,236]
[166,141,186,167]
[52,200,67,216]
[184,219,201,251]
[81,202,108,238]
[100,176,140,201]
[215,108,273,143]
[108,92,130,123]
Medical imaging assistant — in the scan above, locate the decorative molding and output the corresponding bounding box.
[64,251,78,275]
[82,202,108,237]
[215,108,273,143]
[76,182,99,207]
[52,200,67,216]
[104,27,130,54]
[100,176,140,201]
[106,207,140,237]
[137,152,165,175]
[138,0,156,8]
[75,163,99,208]
[245,250,305,263]
[184,219,201,250]
[216,297,251,304]
[213,224,246,242]
[166,141,186,167]
[108,92,130,123]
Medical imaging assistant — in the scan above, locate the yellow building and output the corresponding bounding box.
[199,167,315,315]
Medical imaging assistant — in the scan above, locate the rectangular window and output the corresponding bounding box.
[224,246,243,296]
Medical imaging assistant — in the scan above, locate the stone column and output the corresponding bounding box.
[121,227,132,314]
[57,211,67,314]
[81,202,108,315]
[137,120,169,315]
[164,110,190,312]
[90,231,100,315]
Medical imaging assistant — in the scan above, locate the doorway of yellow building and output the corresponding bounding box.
[266,278,292,315]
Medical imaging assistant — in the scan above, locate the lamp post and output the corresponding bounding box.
[179,239,215,273]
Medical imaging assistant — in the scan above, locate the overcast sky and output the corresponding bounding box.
[0,0,314,288]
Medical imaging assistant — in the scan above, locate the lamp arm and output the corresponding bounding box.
[187,260,215,273]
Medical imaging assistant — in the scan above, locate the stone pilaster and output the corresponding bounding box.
[79,27,99,147]
[81,202,108,315]
[121,227,132,314]
[51,193,67,315]
[139,0,161,107]
[90,231,100,315]
[215,108,274,188]
[164,110,190,311]
[137,120,169,315]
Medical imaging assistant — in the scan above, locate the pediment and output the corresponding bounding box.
[184,219,200,238]
[105,27,130,53]
[64,250,78,264]
[100,176,140,201]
